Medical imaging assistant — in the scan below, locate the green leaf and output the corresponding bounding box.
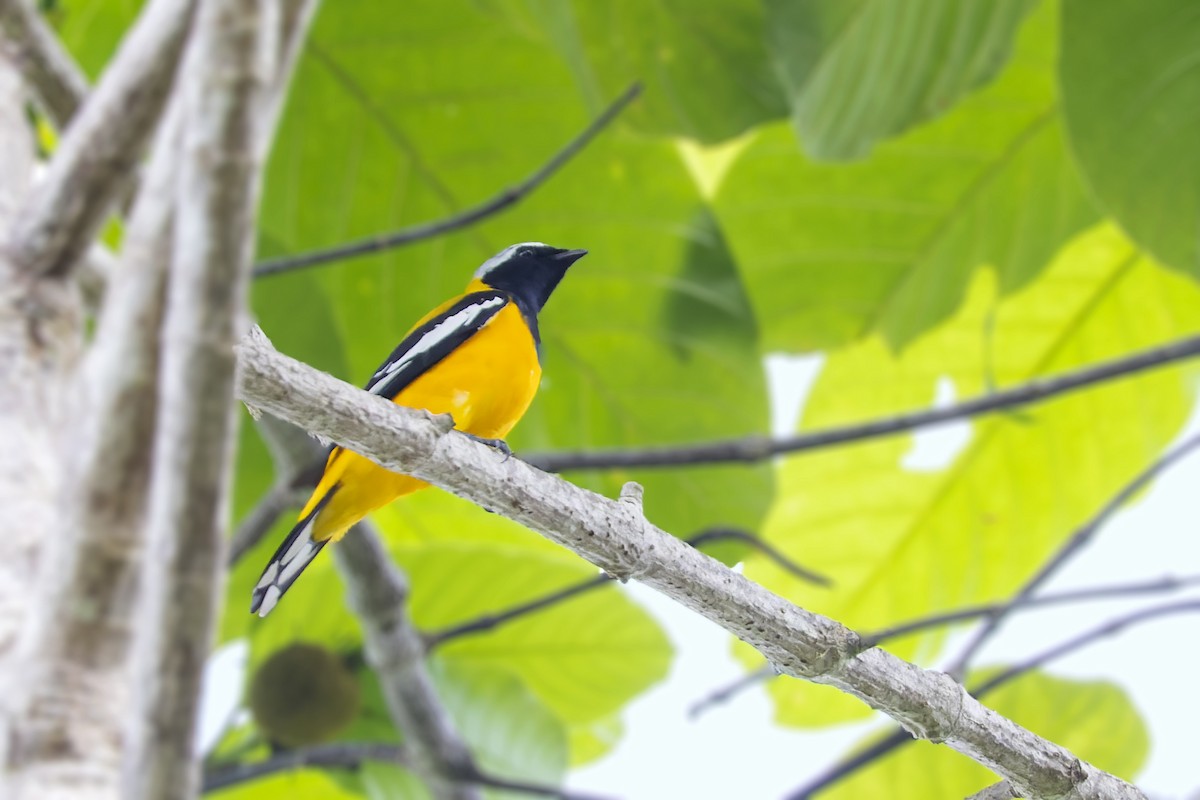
[312,654,569,799]
[255,0,773,545]
[743,224,1200,726]
[53,0,140,80]
[1060,0,1200,273]
[714,0,1098,350]
[429,658,568,793]
[821,670,1148,799]
[400,542,672,728]
[532,0,788,143]
[566,714,623,768]
[767,0,1039,160]
[360,763,431,800]
[207,768,366,800]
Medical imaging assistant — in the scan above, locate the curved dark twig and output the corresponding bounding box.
[526,335,1200,472]
[945,432,1200,678]
[425,527,829,650]
[253,82,643,278]
[201,740,612,800]
[687,573,1200,719]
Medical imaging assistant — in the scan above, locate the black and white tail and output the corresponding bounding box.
[250,489,337,617]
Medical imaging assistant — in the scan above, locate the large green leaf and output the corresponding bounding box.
[530,0,787,143]
[713,0,1098,350]
[741,224,1200,725]
[430,658,568,793]
[767,0,1039,160]
[1060,0,1200,274]
[822,670,1148,799]
[400,543,671,727]
[255,0,773,549]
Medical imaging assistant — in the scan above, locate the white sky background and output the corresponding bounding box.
[202,355,1200,799]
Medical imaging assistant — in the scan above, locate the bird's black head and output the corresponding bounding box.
[474,242,587,316]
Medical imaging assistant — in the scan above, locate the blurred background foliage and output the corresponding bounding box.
[52,0,1200,796]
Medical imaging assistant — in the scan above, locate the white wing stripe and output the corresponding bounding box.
[369,295,506,395]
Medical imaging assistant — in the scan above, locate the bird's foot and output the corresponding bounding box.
[464,433,512,461]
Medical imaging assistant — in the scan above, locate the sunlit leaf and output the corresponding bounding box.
[743,224,1200,725]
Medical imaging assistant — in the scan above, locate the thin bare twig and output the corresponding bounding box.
[252,82,643,278]
[425,574,609,651]
[526,335,1200,472]
[334,522,482,800]
[968,599,1200,697]
[945,432,1200,679]
[787,600,1200,799]
[866,573,1200,647]
[201,741,612,800]
[687,665,774,719]
[687,573,1200,719]
[0,0,88,127]
[425,527,830,650]
[226,481,309,565]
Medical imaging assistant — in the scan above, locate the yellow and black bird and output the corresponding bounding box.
[251,242,587,616]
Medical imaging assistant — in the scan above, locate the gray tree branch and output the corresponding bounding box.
[335,524,483,800]
[4,97,181,800]
[5,0,198,281]
[253,413,486,800]
[787,600,1200,799]
[0,0,88,127]
[234,329,1148,800]
[689,572,1200,719]
[0,45,84,790]
[124,2,275,797]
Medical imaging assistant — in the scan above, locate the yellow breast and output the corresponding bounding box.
[391,299,541,438]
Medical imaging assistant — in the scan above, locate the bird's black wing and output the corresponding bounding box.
[363,290,509,400]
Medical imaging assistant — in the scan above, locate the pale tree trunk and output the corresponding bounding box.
[0,0,304,797]
[0,42,83,788]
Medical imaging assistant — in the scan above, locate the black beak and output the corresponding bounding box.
[552,248,588,266]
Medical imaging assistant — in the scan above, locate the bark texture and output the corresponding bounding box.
[124,2,274,798]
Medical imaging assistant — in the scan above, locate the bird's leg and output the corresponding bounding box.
[462,432,512,461]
